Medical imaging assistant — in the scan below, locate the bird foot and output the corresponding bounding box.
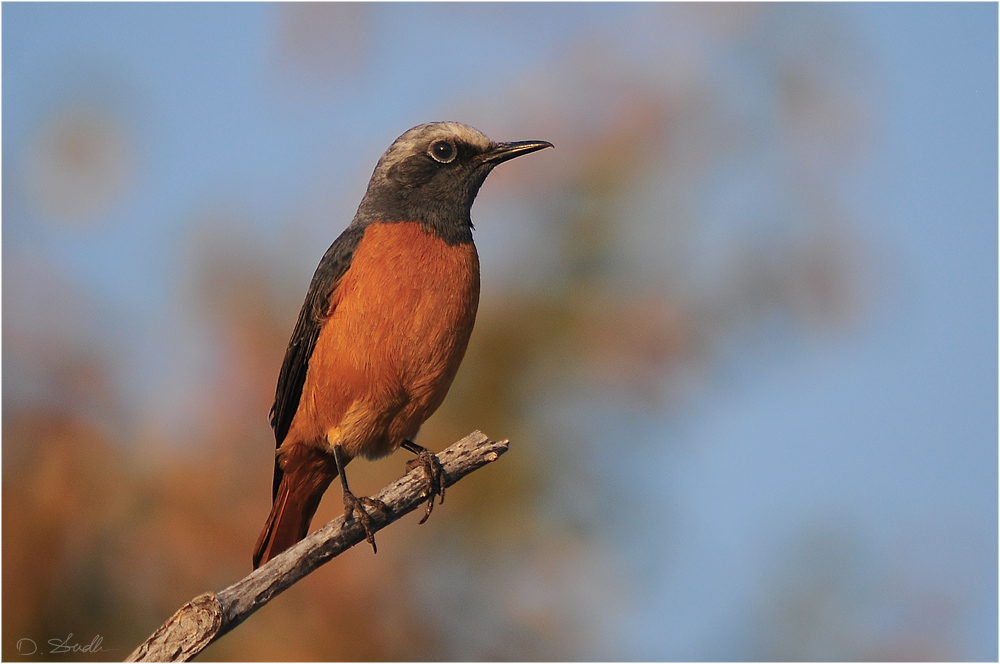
[404,445,446,525]
[342,490,386,554]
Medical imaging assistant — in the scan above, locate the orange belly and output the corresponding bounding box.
[283,221,480,460]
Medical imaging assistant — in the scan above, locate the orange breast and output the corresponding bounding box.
[284,221,480,460]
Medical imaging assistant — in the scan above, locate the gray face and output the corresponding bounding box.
[352,122,551,245]
[353,123,502,245]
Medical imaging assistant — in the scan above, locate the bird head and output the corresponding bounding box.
[355,122,552,244]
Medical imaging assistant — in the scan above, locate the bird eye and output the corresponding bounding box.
[429,140,456,163]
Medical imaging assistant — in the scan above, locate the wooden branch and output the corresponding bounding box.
[126,431,509,662]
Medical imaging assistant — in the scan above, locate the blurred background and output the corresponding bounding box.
[3,3,996,661]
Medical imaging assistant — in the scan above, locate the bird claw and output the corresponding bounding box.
[405,448,446,525]
[342,490,386,554]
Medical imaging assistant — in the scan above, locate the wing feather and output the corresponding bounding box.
[268,222,367,500]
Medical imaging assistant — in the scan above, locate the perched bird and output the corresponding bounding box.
[253,122,552,568]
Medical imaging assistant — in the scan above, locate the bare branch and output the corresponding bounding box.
[126,431,509,662]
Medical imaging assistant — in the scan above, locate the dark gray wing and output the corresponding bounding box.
[268,222,367,500]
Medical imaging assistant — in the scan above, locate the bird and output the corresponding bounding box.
[252,122,552,568]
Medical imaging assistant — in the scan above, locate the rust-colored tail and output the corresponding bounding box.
[253,451,337,569]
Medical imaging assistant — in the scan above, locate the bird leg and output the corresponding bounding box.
[332,444,385,554]
[402,440,446,524]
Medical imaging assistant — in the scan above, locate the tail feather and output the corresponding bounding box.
[253,451,337,569]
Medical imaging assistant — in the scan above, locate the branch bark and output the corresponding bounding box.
[126,430,509,662]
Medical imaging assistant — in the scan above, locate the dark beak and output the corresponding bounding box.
[481,139,554,164]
